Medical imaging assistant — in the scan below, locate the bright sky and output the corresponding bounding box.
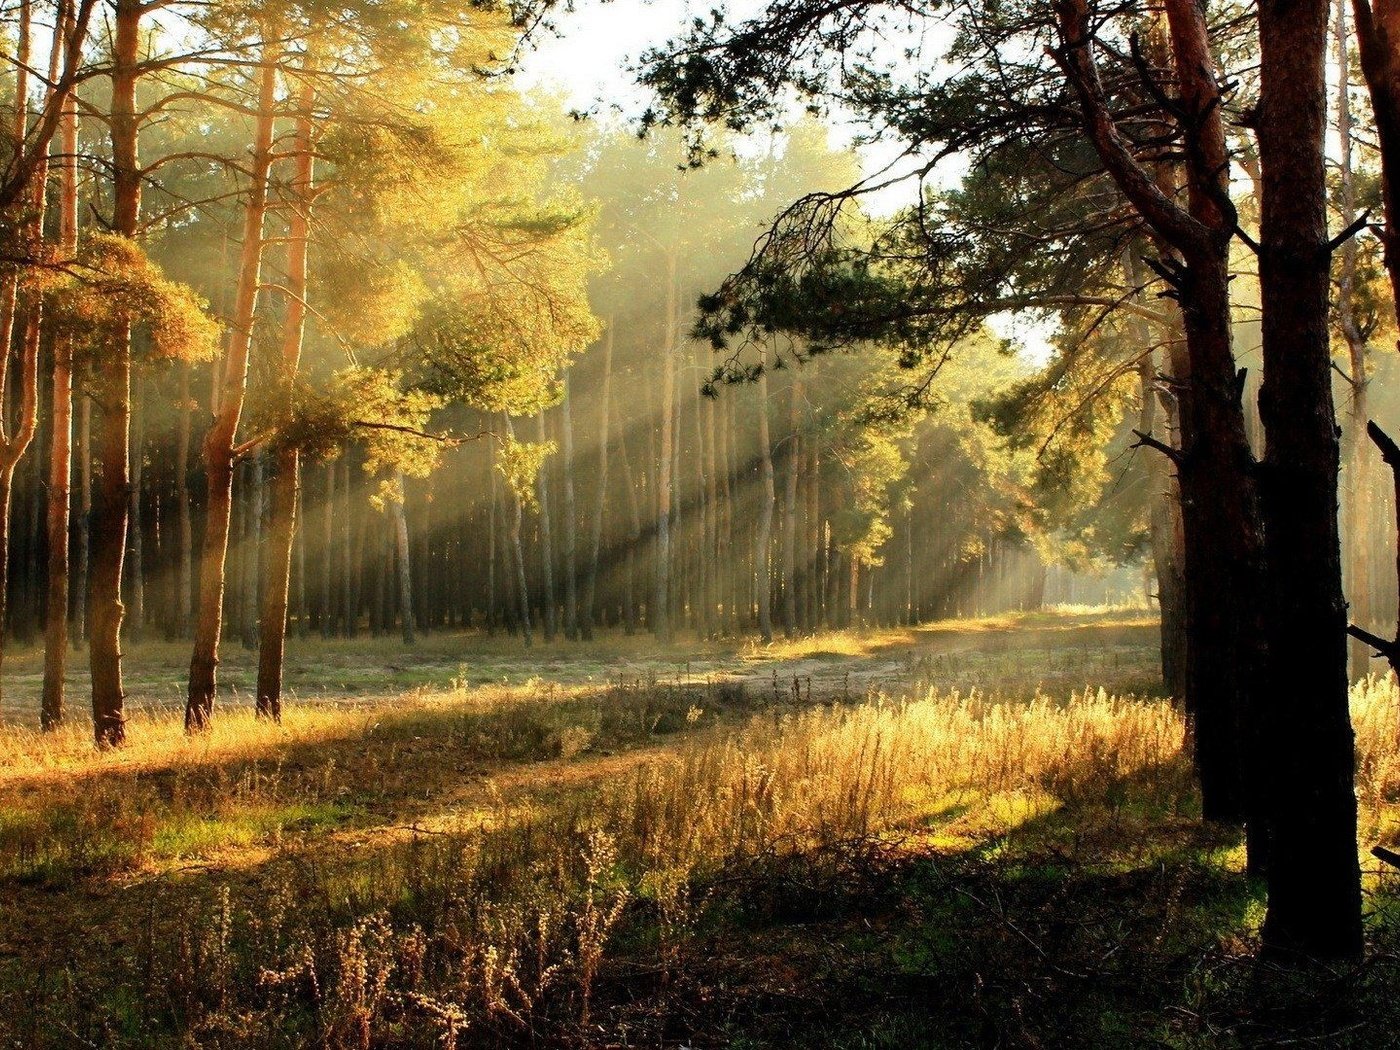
[515,0,1056,363]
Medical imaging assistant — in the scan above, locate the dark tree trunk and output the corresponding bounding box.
[1255,0,1363,961]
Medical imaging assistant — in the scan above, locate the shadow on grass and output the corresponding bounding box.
[8,742,1375,1050]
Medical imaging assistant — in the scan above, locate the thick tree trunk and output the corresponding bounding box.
[582,327,613,640]
[90,0,143,746]
[1060,0,1267,838]
[186,54,277,731]
[1256,0,1364,961]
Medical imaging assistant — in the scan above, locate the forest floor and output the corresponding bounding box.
[1,610,1399,1048]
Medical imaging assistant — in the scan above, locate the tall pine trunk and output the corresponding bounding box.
[754,356,775,643]
[782,372,801,639]
[503,414,533,645]
[41,39,77,730]
[90,0,143,746]
[536,412,557,641]
[560,380,579,639]
[582,327,612,640]
[653,256,678,641]
[256,79,315,717]
[1256,0,1363,961]
[186,53,277,731]
[391,470,415,645]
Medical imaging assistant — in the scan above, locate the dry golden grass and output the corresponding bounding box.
[4,628,1400,1046]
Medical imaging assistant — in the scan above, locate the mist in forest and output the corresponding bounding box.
[5,0,1400,1043]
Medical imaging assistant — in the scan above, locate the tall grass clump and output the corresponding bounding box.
[30,686,1192,1047]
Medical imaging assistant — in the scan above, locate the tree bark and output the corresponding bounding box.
[90,0,144,746]
[321,459,337,637]
[560,379,580,639]
[186,52,278,731]
[755,355,775,643]
[782,372,801,639]
[503,414,533,645]
[41,33,78,730]
[175,364,193,637]
[1256,0,1364,961]
[653,255,678,641]
[582,326,613,640]
[391,470,415,645]
[535,411,557,641]
[126,376,146,643]
[256,77,315,717]
[1058,0,1267,837]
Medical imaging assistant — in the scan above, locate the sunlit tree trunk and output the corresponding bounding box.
[75,395,90,644]
[653,255,678,641]
[487,432,499,634]
[257,79,315,717]
[175,364,193,636]
[41,38,78,730]
[782,372,802,639]
[560,379,579,639]
[89,0,147,746]
[186,53,278,731]
[321,459,337,638]
[617,418,642,635]
[0,0,48,703]
[503,413,533,645]
[583,327,612,640]
[534,411,558,640]
[126,376,146,643]
[754,354,775,643]
[391,469,415,645]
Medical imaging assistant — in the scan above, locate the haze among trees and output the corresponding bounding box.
[1,0,1400,1044]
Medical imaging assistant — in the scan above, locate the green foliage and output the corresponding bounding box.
[49,234,221,365]
[496,431,556,510]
